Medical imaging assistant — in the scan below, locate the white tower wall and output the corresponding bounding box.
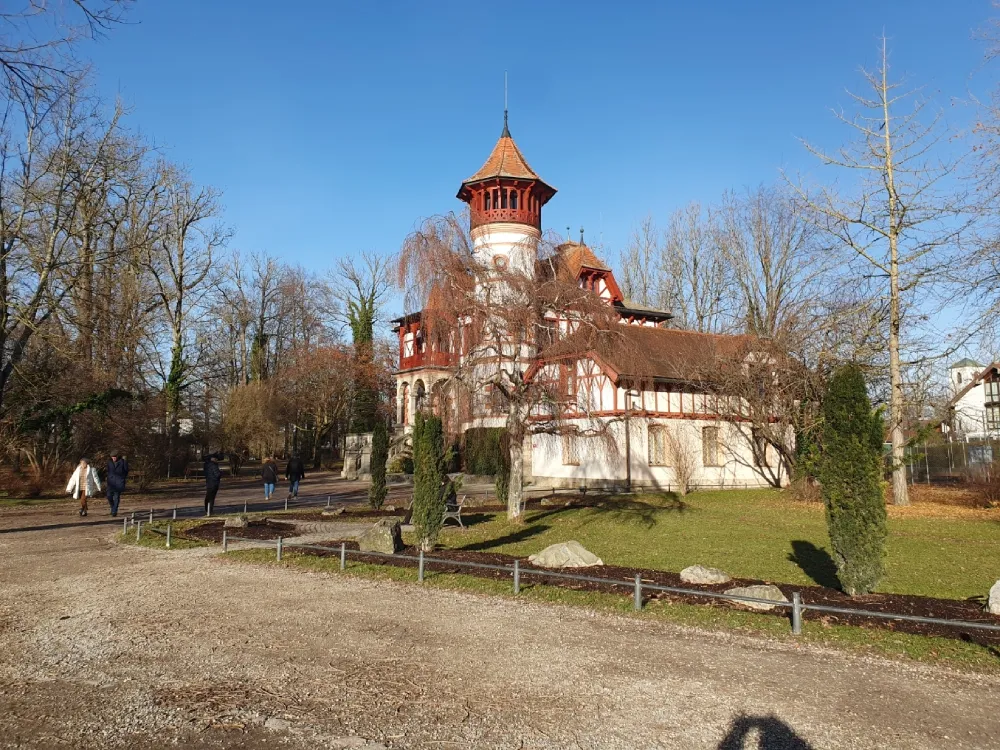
[471,222,540,278]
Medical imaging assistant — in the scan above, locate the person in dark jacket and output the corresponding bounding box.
[204,453,222,516]
[285,453,305,500]
[261,456,279,501]
[106,451,129,517]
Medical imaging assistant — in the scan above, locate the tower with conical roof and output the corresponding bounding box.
[456,113,556,278]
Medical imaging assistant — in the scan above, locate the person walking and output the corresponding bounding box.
[285,453,305,501]
[105,451,129,517]
[204,453,222,516]
[262,456,279,502]
[67,458,101,517]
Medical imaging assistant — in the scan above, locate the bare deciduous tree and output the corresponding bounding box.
[790,36,971,506]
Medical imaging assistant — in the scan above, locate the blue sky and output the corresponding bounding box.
[85,1,998,317]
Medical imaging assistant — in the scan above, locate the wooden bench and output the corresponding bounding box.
[443,494,467,528]
[402,493,467,528]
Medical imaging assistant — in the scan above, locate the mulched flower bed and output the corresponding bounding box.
[293,541,1000,647]
[182,519,297,543]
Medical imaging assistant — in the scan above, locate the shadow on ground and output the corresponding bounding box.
[525,493,690,530]
[456,523,550,551]
[717,714,815,749]
[788,540,840,590]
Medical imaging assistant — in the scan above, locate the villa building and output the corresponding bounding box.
[392,118,786,490]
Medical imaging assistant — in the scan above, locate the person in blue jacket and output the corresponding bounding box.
[105,451,129,517]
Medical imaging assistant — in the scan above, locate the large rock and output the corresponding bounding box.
[224,514,249,528]
[358,518,403,555]
[528,541,603,569]
[724,584,790,612]
[989,580,1000,615]
[680,564,732,585]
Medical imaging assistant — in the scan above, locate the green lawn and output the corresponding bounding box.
[433,490,1000,600]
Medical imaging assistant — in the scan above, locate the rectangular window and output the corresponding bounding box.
[986,381,1000,402]
[403,332,415,358]
[702,426,720,467]
[648,425,669,466]
[561,431,580,466]
[752,428,769,467]
[987,405,1000,430]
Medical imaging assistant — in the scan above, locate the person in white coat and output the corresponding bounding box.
[67,458,101,517]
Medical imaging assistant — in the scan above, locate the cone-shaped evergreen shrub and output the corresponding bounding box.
[368,419,389,509]
[819,363,887,595]
[412,412,446,551]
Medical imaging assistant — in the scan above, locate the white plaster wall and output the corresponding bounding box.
[530,416,783,490]
[471,222,540,279]
[954,382,988,437]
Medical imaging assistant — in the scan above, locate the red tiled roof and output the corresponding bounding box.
[543,325,756,384]
[464,132,542,183]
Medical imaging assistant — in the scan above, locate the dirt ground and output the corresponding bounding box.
[1,484,999,749]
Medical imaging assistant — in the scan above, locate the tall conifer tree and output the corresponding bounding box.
[412,412,446,551]
[819,364,887,595]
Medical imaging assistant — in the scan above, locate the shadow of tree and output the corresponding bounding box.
[456,523,550,552]
[527,494,690,530]
[788,540,840,590]
[717,714,815,749]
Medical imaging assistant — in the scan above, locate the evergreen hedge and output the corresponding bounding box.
[412,412,447,551]
[463,427,506,475]
[368,419,389,509]
[819,363,887,596]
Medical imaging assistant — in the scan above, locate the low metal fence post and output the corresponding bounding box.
[792,592,803,635]
[149,508,154,524]
[243,500,248,514]
[284,496,288,511]
[633,574,642,611]
[222,529,228,553]
[166,523,172,548]
[418,549,425,583]
[513,559,520,594]
[122,517,127,534]
[172,506,177,521]
[276,536,283,561]
[136,520,142,542]
[340,542,346,570]
[327,495,331,508]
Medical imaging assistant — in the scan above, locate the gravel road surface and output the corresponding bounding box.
[1,495,998,749]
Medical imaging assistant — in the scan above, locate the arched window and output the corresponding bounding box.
[510,190,518,210]
[493,189,499,209]
[957,372,963,384]
[500,189,508,209]
[484,190,491,211]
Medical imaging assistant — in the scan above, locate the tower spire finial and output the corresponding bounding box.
[502,71,510,137]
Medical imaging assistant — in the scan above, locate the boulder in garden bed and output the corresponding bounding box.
[680,565,731,585]
[990,580,1000,615]
[358,519,403,555]
[321,507,346,517]
[224,514,249,529]
[528,541,603,569]
[723,584,789,612]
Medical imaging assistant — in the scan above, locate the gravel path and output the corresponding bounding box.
[1,497,999,749]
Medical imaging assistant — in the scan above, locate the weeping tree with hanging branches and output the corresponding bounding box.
[398,212,631,522]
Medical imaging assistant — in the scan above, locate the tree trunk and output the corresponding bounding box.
[508,431,524,521]
[505,404,527,521]
[883,54,909,508]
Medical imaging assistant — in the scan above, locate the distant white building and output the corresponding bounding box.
[945,359,1000,440]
